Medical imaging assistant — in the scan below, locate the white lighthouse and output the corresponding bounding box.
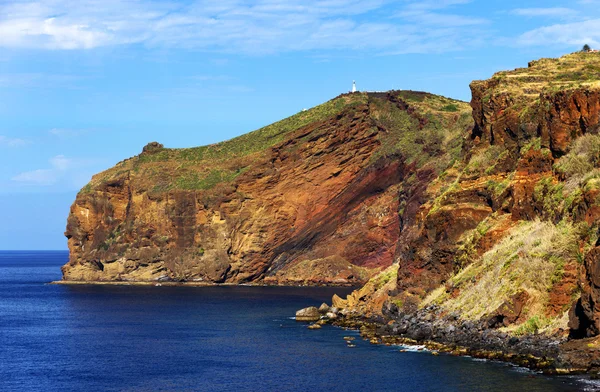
[352,80,357,93]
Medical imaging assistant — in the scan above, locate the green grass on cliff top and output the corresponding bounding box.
[138,93,368,164]
[473,51,600,101]
[84,90,470,193]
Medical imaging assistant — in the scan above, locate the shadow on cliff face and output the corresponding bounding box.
[266,154,405,277]
[570,240,600,339]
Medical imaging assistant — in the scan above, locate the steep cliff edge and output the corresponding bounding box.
[332,52,600,371]
[62,91,472,286]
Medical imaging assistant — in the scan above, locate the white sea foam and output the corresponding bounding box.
[575,378,600,392]
[397,345,428,353]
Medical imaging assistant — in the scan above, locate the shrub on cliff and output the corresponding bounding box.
[424,220,578,332]
[556,134,600,180]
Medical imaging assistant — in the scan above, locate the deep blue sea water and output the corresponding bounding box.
[0,251,595,392]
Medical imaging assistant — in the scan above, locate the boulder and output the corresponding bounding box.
[295,306,321,322]
[318,303,330,314]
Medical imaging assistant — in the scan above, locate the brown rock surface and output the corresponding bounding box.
[336,53,600,347]
[62,91,471,286]
[295,307,321,322]
[62,53,600,367]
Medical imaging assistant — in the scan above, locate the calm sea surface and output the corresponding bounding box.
[0,251,595,391]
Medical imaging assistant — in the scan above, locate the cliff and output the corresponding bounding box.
[62,91,472,286]
[332,52,600,371]
[63,51,600,370]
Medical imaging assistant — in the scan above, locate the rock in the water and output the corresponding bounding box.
[308,323,322,329]
[296,306,321,322]
[318,303,330,314]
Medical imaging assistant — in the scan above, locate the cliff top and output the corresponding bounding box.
[471,51,600,104]
[81,90,470,194]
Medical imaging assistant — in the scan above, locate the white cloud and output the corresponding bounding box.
[0,0,484,54]
[11,169,57,185]
[49,128,89,138]
[49,155,72,171]
[0,136,30,147]
[0,73,84,88]
[12,154,73,185]
[511,7,578,18]
[394,10,487,27]
[517,19,600,47]
[189,75,233,82]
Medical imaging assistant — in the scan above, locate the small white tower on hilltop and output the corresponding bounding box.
[352,80,357,93]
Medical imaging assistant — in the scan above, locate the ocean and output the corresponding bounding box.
[0,251,593,391]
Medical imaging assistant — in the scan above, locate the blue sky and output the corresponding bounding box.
[0,0,598,249]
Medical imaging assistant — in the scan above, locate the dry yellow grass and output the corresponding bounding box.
[471,51,600,120]
[423,220,578,326]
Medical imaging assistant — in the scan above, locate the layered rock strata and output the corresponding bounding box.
[62,91,471,286]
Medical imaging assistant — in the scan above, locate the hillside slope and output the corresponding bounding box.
[62,91,471,286]
[332,52,600,371]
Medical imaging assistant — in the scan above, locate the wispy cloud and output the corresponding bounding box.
[12,155,73,186]
[49,128,90,138]
[517,19,600,47]
[0,135,30,147]
[511,7,579,18]
[0,0,486,55]
[0,73,85,89]
[189,75,233,82]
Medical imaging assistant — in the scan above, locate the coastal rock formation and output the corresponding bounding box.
[63,51,600,370]
[62,91,471,286]
[333,52,600,367]
[295,307,321,322]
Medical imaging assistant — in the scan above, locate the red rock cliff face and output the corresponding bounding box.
[381,54,600,334]
[62,92,471,286]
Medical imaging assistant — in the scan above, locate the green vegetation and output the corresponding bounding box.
[92,94,369,192]
[555,134,600,180]
[79,183,93,194]
[142,94,365,164]
[454,217,493,269]
[369,92,471,171]
[175,168,248,190]
[464,145,508,176]
[428,177,461,216]
[423,220,579,324]
[533,176,565,222]
[486,176,511,196]
[440,103,459,112]
[473,52,600,125]
[372,266,398,290]
[515,315,550,336]
[520,138,542,154]
[84,90,473,195]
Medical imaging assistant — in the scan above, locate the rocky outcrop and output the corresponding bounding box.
[331,52,600,373]
[570,243,600,338]
[62,91,471,286]
[295,307,321,322]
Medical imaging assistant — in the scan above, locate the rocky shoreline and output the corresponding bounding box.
[51,280,359,288]
[297,303,598,375]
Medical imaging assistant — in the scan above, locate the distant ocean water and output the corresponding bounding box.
[0,251,592,391]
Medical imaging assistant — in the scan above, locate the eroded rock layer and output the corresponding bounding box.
[63,91,471,285]
[334,52,600,362]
